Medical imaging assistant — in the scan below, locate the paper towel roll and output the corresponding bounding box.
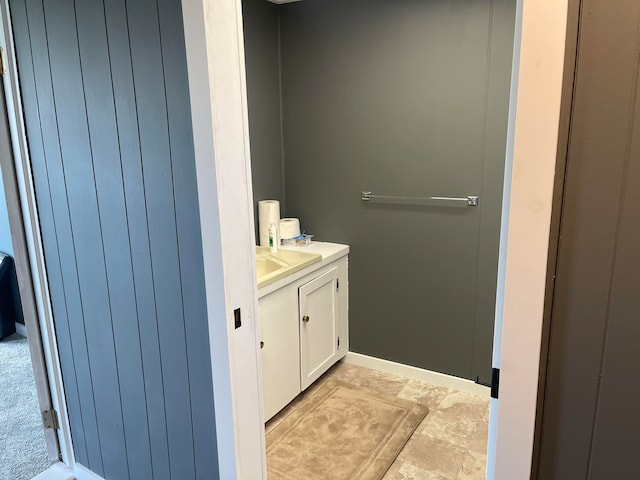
[258,200,280,247]
[280,218,301,240]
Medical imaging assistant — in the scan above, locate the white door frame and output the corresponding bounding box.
[183,0,570,478]
[489,0,568,477]
[0,0,75,473]
[181,1,266,478]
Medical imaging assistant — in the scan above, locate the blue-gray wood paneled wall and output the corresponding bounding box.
[9,0,219,478]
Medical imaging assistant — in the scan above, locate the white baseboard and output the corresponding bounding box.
[15,321,27,337]
[74,463,105,480]
[344,352,490,398]
[32,462,76,480]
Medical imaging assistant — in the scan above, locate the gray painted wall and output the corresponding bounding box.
[10,0,218,478]
[243,0,515,381]
[242,0,284,238]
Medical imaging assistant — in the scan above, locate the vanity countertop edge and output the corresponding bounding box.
[257,241,349,298]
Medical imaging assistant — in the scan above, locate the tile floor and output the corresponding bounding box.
[265,360,489,480]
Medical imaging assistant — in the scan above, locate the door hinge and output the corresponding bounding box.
[336,279,339,291]
[337,336,340,348]
[475,367,500,399]
[42,409,60,430]
[0,47,7,75]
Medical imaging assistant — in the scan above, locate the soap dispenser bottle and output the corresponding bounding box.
[269,223,277,253]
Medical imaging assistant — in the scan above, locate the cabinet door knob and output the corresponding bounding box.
[260,341,264,349]
[302,315,310,323]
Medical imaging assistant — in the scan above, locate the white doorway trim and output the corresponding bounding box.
[183,0,571,478]
[489,0,569,478]
[181,0,266,479]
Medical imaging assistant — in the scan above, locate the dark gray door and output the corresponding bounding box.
[536,0,640,478]
[9,0,218,478]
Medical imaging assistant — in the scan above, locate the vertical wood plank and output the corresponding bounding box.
[8,0,92,467]
[15,0,107,471]
[0,68,61,460]
[588,69,640,478]
[73,0,152,477]
[102,0,172,477]
[11,1,217,477]
[157,0,219,476]
[40,0,128,477]
[126,0,195,477]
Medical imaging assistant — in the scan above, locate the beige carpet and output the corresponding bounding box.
[266,379,429,480]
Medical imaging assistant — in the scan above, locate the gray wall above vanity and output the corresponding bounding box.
[243,0,285,237]
[242,0,517,383]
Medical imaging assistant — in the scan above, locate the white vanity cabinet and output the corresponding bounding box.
[259,284,301,421]
[299,267,341,390]
[258,243,348,421]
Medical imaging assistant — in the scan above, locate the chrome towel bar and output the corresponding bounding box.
[361,191,479,207]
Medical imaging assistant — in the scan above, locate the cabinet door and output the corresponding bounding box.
[299,267,340,390]
[259,286,300,421]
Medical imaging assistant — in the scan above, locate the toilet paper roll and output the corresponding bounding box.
[258,200,280,247]
[280,218,301,240]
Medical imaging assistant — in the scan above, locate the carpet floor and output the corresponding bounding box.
[0,333,54,479]
[266,379,429,480]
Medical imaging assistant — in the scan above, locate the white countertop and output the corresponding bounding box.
[257,241,349,298]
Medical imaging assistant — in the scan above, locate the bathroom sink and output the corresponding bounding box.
[256,255,288,277]
[256,246,322,289]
